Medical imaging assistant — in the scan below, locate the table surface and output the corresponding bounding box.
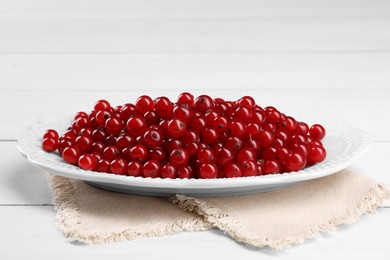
[1,0,390,259]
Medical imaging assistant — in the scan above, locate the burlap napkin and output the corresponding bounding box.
[47,170,388,249]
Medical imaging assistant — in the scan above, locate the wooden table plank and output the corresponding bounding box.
[1,206,389,259]
[1,53,390,91]
[1,0,389,53]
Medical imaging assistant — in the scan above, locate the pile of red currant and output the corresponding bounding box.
[42,93,326,179]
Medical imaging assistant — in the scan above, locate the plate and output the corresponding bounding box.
[17,112,371,197]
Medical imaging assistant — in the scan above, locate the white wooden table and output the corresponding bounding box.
[1,0,389,259]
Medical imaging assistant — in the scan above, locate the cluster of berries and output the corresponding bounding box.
[42,93,326,179]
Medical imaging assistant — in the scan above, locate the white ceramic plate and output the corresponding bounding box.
[17,112,371,197]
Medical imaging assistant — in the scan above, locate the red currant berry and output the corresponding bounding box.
[130,144,149,162]
[161,163,177,179]
[177,166,194,179]
[309,124,326,141]
[110,158,127,175]
[43,129,59,140]
[78,154,97,171]
[143,129,163,149]
[190,116,207,132]
[199,163,218,179]
[262,160,281,175]
[119,103,136,121]
[75,136,93,154]
[236,96,256,109]
[126,115,148,137]
[308,146,327,163]
[194,95,214,114]
[240,160,257,177]
[177,92,194,106]
[173,104,194,124]
[237,148,257,163]
[285,152,306,172]
[216,147,234,166]
[62,146,80,165]
[103,145,120,161]
[105,117,124,135]
[212,116,229,133]
[94,99,111,112]
[143,160,161,178]
[167,118,187,138]
[149,148,167,163]
[95,110,111,126]
[154,96,173,118]
[169,148,190,168]
[127,161,142,177]
[97,159,111,173]
[42,138,58,152]
[201,128,219,145]
[197,148,216,164]
[224,162,242,178]
[135,95,154,115]
[116,135,135,150]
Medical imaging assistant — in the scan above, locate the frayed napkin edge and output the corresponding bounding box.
[46,173,211,244]
[172,183,389,250]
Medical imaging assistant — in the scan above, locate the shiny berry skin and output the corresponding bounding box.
[95,110,111,126]
[143,129,163,149]
[199,163,218,179]
[173,104,194,124]
[119,103,136,121]
[110,158,128,175]
[225,137,244,154]
[161,164,177,179]
[105,117,124,135]
[127,161,142,177]
[177,166,194,179]
[75,136,93,154]
[58,138,74,155]
[103,145,120,161]
[237,148,257,163]
[197,148,216,164]
[309,124,326,141]
[224,162,242,178]
[154,96,173,118]
[94,99,111,112]
[258,130,274,148]
[237,96,256,109]
[142,160,161,178]
[190,116,207,132]
[62,146,80,165]
[43,129,59,140]
[202,128,219,145]
[212,116,229,133]
[262,160,281,175]
[135,95,154,115]
[92,129,107,142]
[233,106,252,124]
[296,122,309,135]
[194,95,214,114]
[227,120,245,138]
[169,148,190,168]
[167,119,187,138]
[216,147,234,166]
[78,154,97,171]
[308,146,327,162]
[280,116,297,133]
[97,159,111,173]
[182,130,200,145]
[126,115,148,137]
[116,135,135,150]
[91,141,105,154]
[144,110,160,126]
[130,144,149,162]
[285,152,306,172]
[42,138,58,152]
[149,148,166,163]
[177,92,194,106]
[240,160,257,177]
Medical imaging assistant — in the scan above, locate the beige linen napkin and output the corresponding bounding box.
[48,170,388,249]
